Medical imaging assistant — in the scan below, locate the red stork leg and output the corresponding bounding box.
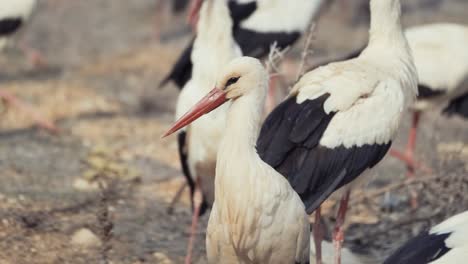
[167,181,188,214]
[389,111,432,174]
[185,177,203,264]
[187,0,203,31]
[18,41,47,68]
[264,75,277,114]
[313,206,323,264]
[0,90,58,133]
[389,111,431,208]
[333,190,351,264]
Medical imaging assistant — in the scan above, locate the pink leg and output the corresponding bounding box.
[0,90,58,133]
[18,42,47,68]
[185,178,203,264]
[389,111,431,174]
[314,206,323,264]
[167,181,187,214]
[265,76,277,114]
[333,190,351,264]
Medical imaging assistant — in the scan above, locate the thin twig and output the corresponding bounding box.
[265,42,289,77]
[295,23,316,82]
[350,175,440,206]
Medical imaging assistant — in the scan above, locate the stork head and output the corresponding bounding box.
[162,57,266,138]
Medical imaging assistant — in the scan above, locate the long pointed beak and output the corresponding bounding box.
[187,0,203,29]
[162,88,227,138]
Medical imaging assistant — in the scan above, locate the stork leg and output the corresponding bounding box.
[18,41,47,68]
[265,76,277,114]
[185,178,203,264]
[167,181,187,214]
[389,111,431,174]
[313,206,323,264]
[333,190,351,264]
[0,90,58,133]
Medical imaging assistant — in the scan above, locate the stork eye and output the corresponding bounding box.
[225,76,240,88]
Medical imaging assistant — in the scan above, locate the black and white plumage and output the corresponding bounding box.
[257,0,418,214]
[160,0,325,89]
[407,23,468,119]
[0,0,36,50]
[383,210,468,264]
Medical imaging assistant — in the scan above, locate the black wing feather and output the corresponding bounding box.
[257,94,391,214]
[172,0,189,13]
[177,131,209,216]
[234,28,301,58]
[0,18,23,36]
[443,91,468,118]
[383,231,451,264]
[159,39,194,89]
[418,84,445,99]
[228,1,257,25]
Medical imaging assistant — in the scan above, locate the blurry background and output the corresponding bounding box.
[0,0,467,263]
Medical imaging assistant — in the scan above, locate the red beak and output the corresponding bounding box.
[162,88,228,138]
[187,0,203,29]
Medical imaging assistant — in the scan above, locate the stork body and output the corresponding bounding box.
[207,58,309,264]
[173,0,241,262]
[256,0,417,262]
[389,23,468,182]
[161,0,325,89]
[384,211,468,264]
[0,0,36,50]
[0,0,56,133]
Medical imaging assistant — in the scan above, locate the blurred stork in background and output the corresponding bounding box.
[0,0,57,133]
[167,0,242,263]
[389,23,468,181]
[160,0,328,90]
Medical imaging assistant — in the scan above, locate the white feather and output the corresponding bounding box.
[240,0,325,33]
[293,0,418,148]
[429,211,468,264]
[405,23,468,110]
[175,0,241,203]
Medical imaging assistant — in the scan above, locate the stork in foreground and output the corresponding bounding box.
[160,0,327,89]
[383,210,468,264]
[170,0,241,262]
[256,0,417,262]
[0,0,57,133]
[164,56,310,264]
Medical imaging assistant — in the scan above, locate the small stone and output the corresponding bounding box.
[82,169,99,181]
[71,228,101,248]
[153,252,173,264]
[73,178,99,191]
[87,156,108,170]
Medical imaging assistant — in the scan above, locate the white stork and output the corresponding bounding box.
[389,23,468,177]
[383,210,468,264]
[164,56,310,264]
[0,0,57,133]
[170,0,241,263]
[160,0,326,89]
[0,0,36,50]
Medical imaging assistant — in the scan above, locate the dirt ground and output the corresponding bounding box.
[0,0,467,263]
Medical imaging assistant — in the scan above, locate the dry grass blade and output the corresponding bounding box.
[295,23,316,82]
[265,42,290,77]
